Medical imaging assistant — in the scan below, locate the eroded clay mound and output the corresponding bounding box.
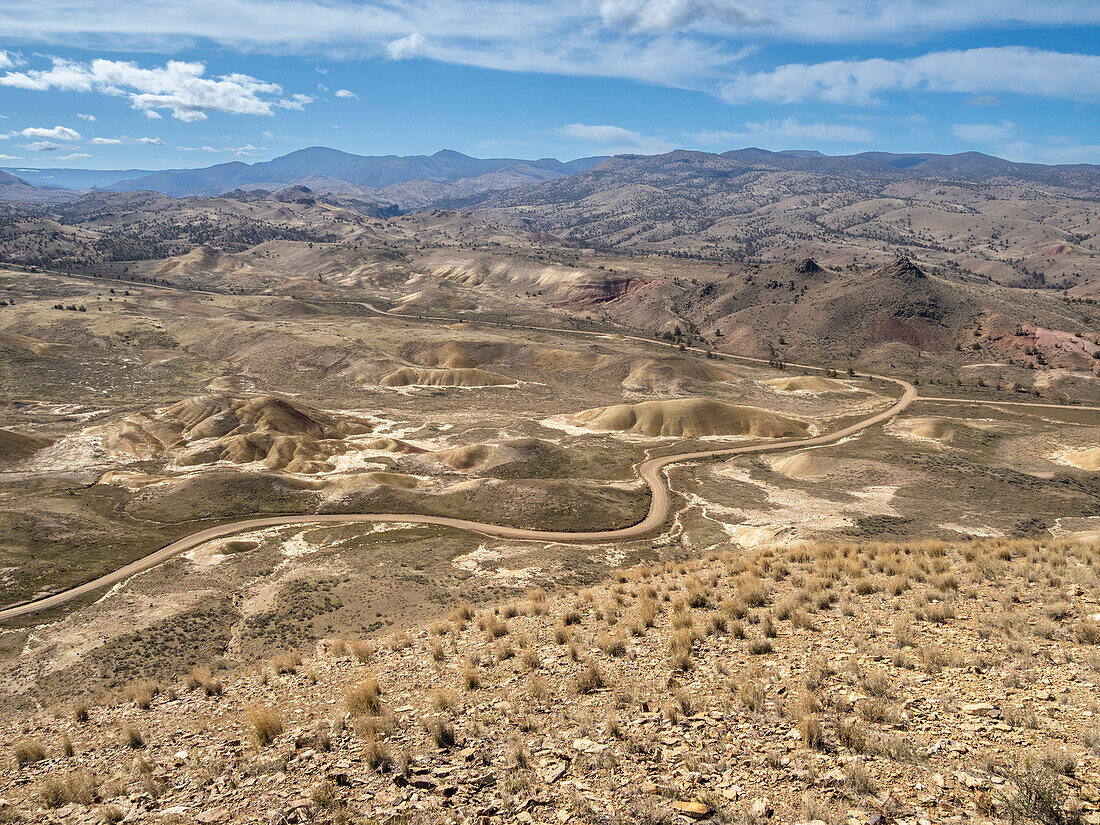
[766,376,850,393]
[622,358,733,392]
[1063,448,1100,470]
[93,395,376,472]
[568,398,809,438]
[894,417,954,441]
[379,367,517,388]
[175,433,348,474]
[432,443,496,471]
[361,437,427,455]
[431,438,566,474]
[0,428,52,463]
[770,451,832,480]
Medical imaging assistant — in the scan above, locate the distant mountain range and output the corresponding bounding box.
[1,148,607,208]
[3,145,1099,212]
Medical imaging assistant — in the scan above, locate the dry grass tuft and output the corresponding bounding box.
[573,663,605,695]
[344,677,383,716]
[270,651,302,675]
[245,706,283,748]
[14,738,47,766]
[72,700,90,724]
[124,679,161,710]
[348,639,375,663]
[120,724,145,750]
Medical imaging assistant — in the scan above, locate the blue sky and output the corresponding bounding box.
[0,0,1097,170]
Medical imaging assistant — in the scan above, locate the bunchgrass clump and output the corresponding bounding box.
[246,706,283,748]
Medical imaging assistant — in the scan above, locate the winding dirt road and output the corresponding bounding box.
[0,366,913,623]
[2,272,1094,623]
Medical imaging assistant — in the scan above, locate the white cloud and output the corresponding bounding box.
[77,112,96,120]
[559,123,644,143]
[951,121,1015,143]
[995,141,1100,165]
[0,58,311,121]
[279,93,313,110]
[56,152,92,160]
[0,51,17,70]
[557,123,675,153]
[26,141,65,151]
[144,110,163,119]
[225,143,265,156]
[598,0,771,34]
[0,3,1095,106]
[1,1,1097,53]
[720,47,1100,105]
[18,125,81,140]
[91,135,164,145]
[694,118,875,147]
[386,33,428,60]
[334,88,357,99]
[0,5,747,89]
[176,143,264,155]
[0,153,21,160]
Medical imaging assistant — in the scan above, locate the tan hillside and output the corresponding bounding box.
[568,398,809,438]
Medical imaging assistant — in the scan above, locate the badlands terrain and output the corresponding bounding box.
[0,150,1097,823]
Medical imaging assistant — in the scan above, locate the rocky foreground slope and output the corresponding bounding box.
[2,536,1099,824]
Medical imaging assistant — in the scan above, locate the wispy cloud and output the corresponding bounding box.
[334,88,357,99]
[91,135,164,145]
[951,121,1015,143]
[0,57,312,121]
[2,1,1098,53]
[597,0,771,34]
[995,140,1100,165]
[695,118,875,147]
[720,48,1100,105]
[557,122,675,154]
[176,142,265,156]
[15,125,80,140]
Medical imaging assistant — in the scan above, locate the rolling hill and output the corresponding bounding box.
[469,148,1100,292]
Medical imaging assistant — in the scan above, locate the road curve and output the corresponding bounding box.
[0,374,915,621]
[2,276,1089,622]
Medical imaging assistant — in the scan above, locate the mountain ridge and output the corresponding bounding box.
[5,146,1098,206]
